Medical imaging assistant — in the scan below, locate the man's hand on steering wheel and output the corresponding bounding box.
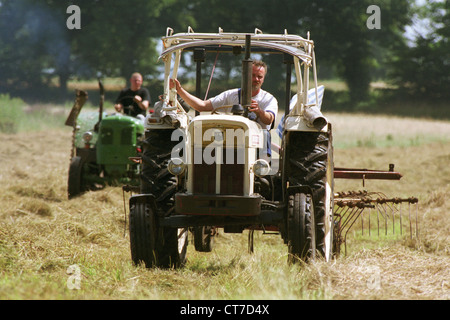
[115,96,138,113]
[248,100,261,116]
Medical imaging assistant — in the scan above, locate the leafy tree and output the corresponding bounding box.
[69,0,171,80]
[0,0,176,97]
[390,0,449,99]
[166,0,411,105]
[0,0,422,105]
[0,0,70,91]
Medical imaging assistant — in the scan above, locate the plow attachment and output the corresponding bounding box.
[333,190,419,255]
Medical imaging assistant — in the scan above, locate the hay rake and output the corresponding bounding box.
[333,166,419,255]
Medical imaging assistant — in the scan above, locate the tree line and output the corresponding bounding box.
[0,0,448,105]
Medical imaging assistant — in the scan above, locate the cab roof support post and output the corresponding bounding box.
[283,53,294,118]
[194,48,206,116]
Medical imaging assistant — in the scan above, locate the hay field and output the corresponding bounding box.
[0,111,449,300]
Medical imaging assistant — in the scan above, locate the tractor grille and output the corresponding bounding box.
[193,147,244,196]
[121,127,133,145]
[99,127,134,145]
[100,128,113,144]
[193,162,216,194]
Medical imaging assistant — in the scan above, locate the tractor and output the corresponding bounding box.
[65,81,145,199]
[125,28,418,268]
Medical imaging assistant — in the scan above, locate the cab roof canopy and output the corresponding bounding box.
[159,27,314,65]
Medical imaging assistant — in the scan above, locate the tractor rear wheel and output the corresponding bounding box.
[284,131,334,261]
[134,129,188,268]
[140,130,178,212]
[287,192,316,263]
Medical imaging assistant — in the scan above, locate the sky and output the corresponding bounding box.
[404,0,445,44]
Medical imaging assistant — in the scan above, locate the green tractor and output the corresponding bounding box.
[65,81,145,199]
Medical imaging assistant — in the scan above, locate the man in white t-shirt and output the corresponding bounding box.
[170,60,278,157]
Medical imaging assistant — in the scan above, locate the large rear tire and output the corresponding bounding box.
[284,131,334,261]
[132,129,188,268]
[141,130,178,211]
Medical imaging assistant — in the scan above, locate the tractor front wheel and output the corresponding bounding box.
[68,156,84,199]
[287,192,316,263]
[129,202,188,268]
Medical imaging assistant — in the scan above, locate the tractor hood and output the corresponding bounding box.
[188,114,264,149]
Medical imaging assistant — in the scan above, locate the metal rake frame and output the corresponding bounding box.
[333,190,419,255]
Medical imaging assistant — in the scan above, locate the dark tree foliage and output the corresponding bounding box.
[389,1,449,99]
[1,0,447,104]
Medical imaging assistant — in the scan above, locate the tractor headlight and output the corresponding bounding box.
[168,158,186,176]
[82,131,93,143]
[252,159,271,177]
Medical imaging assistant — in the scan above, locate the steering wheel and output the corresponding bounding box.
[117,95,139,114]
[211,105,234,115]
[211,105,256,120]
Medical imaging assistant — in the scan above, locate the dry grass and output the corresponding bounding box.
[0,112,449,300]
[327,112,450,148]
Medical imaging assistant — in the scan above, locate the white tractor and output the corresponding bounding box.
[126,28,416,268]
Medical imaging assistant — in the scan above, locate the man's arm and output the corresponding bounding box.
[134,88,150,111]
[170,79,213,112]
[249,100,274,126]
[114,90,125,112]
[133,95,149,111]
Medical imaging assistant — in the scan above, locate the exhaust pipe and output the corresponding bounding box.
[303,106,328,130]
[241,34,253,117]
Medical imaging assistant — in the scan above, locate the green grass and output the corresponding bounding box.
[0,94,111,133]
[0,94,26,133]
[0,94,67,133]
[325,112,450,149]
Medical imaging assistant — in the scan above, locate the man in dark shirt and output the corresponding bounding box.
[114,72,151,118]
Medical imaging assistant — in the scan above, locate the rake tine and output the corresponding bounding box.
[377,204,380,237]
[384,204,388,236]
[333,191,419,255]
[392,205,395,235]
[409,202,413,239]
[340,206,353,231]
[415,202,419,240]
[361,209,364,236]
[343,207,365,255]
[388,202,400,235]
[376,201,387,219]
[338,206,355,256]
[375,203,386,237]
